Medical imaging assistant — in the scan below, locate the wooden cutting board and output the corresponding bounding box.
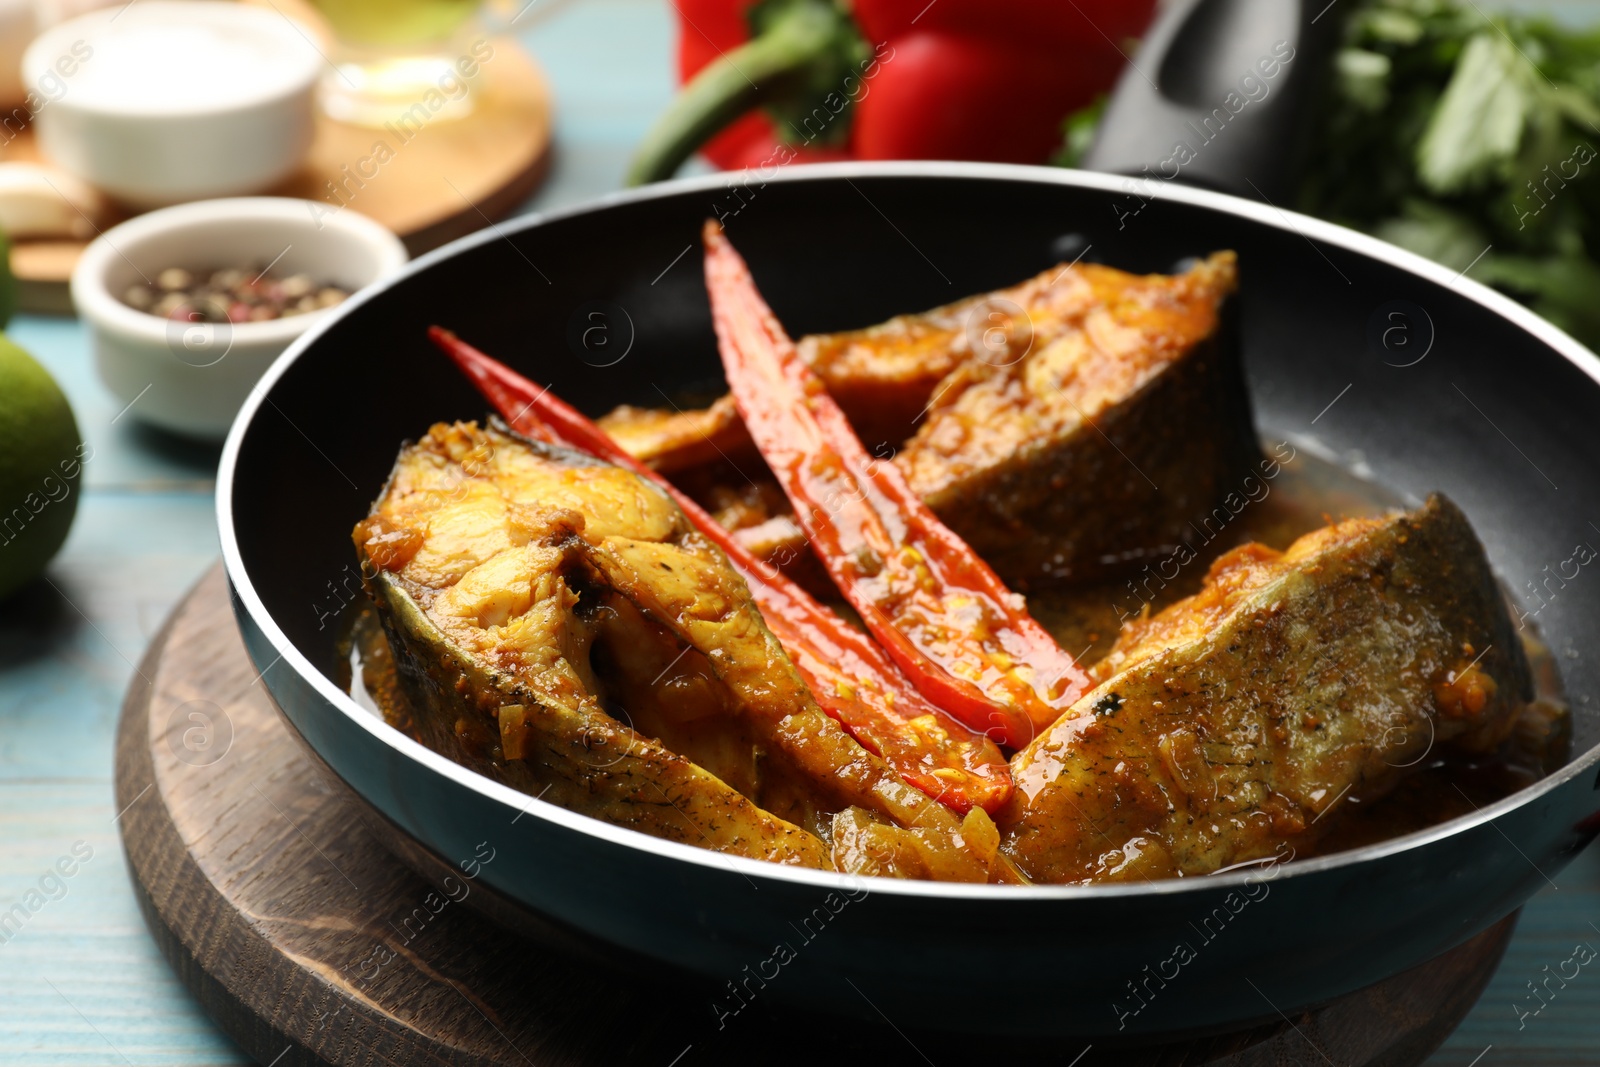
[4,1,550,314]
[113,561,1519,1067]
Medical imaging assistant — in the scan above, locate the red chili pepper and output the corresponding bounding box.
[633,0,1157,183]
[428,326,1012,815]
[702,223,1093,749]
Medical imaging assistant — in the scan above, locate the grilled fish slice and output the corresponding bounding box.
[355,421,1001,880]
[598,253,1254,583]
[355,421,827,867]
[999,495,1533,883]
[900,252,1253,582]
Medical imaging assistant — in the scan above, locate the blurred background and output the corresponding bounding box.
[1,0,1598,1063]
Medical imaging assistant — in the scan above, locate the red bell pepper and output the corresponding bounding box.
[631,0,1157,183]
[703,223,1093,749]
[428,327,1013,815]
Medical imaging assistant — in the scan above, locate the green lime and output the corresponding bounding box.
[0,335,83,601]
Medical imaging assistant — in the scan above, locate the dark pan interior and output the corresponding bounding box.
[233,168,1600,764]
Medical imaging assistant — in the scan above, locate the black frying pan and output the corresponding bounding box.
[219,163,1600,1041]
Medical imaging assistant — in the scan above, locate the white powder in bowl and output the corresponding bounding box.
[34,2,322,115]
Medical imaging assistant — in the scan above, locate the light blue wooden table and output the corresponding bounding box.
[1,1,1597,1063]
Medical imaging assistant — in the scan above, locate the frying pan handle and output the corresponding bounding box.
[1079,0,1346,202]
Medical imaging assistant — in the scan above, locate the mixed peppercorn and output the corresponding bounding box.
[122,266,349,323]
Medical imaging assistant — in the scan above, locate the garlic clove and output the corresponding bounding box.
[0,162,111,240]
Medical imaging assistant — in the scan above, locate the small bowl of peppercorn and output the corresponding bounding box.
[71,197,408,440]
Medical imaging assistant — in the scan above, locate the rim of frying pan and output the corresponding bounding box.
[218,160,1600,902]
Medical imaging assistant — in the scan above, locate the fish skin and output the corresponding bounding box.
[999,494,1533,884]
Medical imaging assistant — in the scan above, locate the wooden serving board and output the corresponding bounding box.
[115,562,1517,1066]
[5,3,550,314]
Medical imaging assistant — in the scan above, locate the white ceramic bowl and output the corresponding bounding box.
[22,2,323,207]
[72,197,408,440]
